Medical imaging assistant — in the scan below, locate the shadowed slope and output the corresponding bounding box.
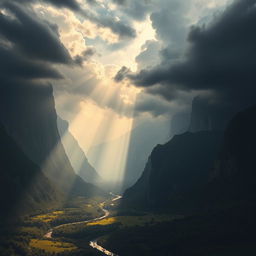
[57,117,103,185]
[123,131,223,210]
[0,124,58,220]
[0,82,104,198]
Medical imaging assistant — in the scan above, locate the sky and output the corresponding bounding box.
[1,0,256,182]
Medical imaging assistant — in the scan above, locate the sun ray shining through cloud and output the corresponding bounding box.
[19,0,231,194]
[65,86,137,187]
[86,103,136,188]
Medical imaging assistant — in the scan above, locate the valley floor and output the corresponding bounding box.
[2,196,256,256]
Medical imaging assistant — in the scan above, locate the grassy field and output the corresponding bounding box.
[29,239,77,253]
[87,214,182,228]
[31,211,64,223]
[30,196,106,225]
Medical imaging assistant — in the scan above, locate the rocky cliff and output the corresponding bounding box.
[123,131,223,210]
[0,82,103,198]
[123,104,256,212]
[189,96,233,132]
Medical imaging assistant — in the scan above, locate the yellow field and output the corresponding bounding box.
[29,239,77,253]
[31,211,64,222]
[87,215,180,228]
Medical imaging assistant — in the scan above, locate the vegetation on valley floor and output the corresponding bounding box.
[29,239,77,253]
[0,196,107,256]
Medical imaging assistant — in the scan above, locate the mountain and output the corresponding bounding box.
[189,96,233,132]
[107,105,256,256]
[123,104,256,212]
[0,124,57,220]
[123,131,223,210]
[0,82,103,198]
[57,117,103,185]
[206,104,256,203]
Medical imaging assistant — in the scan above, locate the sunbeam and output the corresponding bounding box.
[63,82,138,190]
[88,115,134,189]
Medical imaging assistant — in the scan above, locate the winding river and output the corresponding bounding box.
[44,194,122,256]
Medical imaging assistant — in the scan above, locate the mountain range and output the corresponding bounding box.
[123,104,256,212]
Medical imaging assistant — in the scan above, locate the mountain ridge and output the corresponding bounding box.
[0,82,105,200]
[57,117,103,186]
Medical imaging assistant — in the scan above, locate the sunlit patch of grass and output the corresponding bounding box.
[87,215,182,227]
[29,239,77,253]
[52,211,64,215]
[31,211,64,223]
[87,217,116,226]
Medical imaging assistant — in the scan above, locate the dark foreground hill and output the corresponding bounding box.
[0,82,104,200]
[0,124,57,220]
[123,131,223,211]
[206,104,256,204]
[109,105,256,255]
[123,104,256,212]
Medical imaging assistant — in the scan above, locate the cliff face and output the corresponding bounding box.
[213,105,256,179]
[189,96,233,132]
[57,117,103,185]
[123,104,256,212]
[207,105,256,201]
[123,131,223,209]
[0,124,57,219]
[0,82,102,198]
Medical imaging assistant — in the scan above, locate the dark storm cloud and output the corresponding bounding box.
[129,0,256,108]
[0,45,63,80]
[74,48,96,66]
[1,0,136,40]
[0,0,81,11]
[44,0,137,39]
[57,0,138,40]
[40,0,137,39]
[81,10,136,39]
[114,66,131,82]
[101,18,136,39]
[150,0,187,44]
[0,2,72,64]
[0,2,70,83]
[44,0,80,11]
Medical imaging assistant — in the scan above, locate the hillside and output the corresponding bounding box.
[123,131,223,210]
[0,82,104,198]
[0,124,58,220]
